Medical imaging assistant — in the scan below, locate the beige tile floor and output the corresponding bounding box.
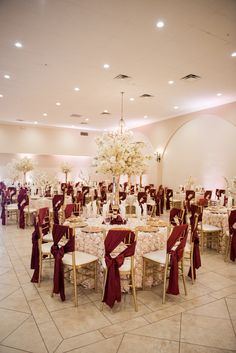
[0,224,236,353]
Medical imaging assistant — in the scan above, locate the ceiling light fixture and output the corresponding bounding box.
[216,93,222,96]
[43,113,48,116]
[168,80,174,85]
[231,52,236,57]
[85,118,89,121]
[74,87,80,91]
[174,106,179,110]
[56,102,61,106]
[103,64,110,69]
[0,94,3,98]
[34,121,38,124]
[156,21,165,28]
[14,42,23,48]
[4,74,10,79]
[144,115,148,119]
[129,97,135,101]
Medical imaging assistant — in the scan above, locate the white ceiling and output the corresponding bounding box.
[0,0,236,131]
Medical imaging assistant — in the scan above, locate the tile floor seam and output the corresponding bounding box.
[0,314,30,345]
[178,312,182,353]
[224,297,236,338]
[0,342,34,353]
[179,340,236,352]
[53,331,105,353]
[116,334,125,353]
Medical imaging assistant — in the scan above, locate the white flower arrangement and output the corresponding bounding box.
[6,161,21,183]
[15,157,35,173]
[60,162,72,174]
[95,131,151,177]
[33,171,58,195]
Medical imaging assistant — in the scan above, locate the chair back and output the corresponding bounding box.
[64,203,74,219]
[17,193,29,229]
[102,229,137,308]
[166,188,173,210]
[204,190,212,200]
[119,191,126,202]
[228,209,236,261]
[52,195,64,224]
[216,189,225,199]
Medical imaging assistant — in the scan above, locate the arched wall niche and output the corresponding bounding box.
[162,115,236,190]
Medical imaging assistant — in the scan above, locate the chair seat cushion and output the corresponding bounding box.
[198,224,221,232]
[5,204,18,211]
[63,251,98,266]
[43,232,53,242]
[143,249,166,264]
[41,242,54,254]
[101,258,133,272]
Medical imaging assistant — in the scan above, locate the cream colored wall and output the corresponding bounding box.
[134,101,236,189]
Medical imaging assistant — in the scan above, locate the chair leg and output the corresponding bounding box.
[73,266,78,307]
[94,261,97,292]
[38,252,42,287]
[190,249,194,284]
[181,259,187,296]
[131,270,138,312]
[162,261,168,304]
[142,259,146,289]
[101,268,108,311]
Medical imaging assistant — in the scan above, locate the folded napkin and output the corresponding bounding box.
[120,200,126,219]
[143,203,147,218]
[110,215,126,225]
[92,200,97,217]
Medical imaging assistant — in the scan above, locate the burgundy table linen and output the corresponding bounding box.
[166,189,173,210]
[17,193,29,229]
[64,203,74,219]
[102,229,136,308]
[52,195,64,224]
[51,224,73,301]
[229,210,236,262]
[166,224,188,295]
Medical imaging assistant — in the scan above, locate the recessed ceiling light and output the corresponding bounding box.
[216,93,222,96]
[103,109,108,113]
[156,21,165,28]
[14,42,22,48]
[74,87,80,91]
[129,97,135,101]
[56,102,61,106]
[0,94,3,98]
[231,52,236,57]
[168,80,174,85]
[103,64,110,69]
[173,106,179,110]
[43,113,48,117]
[104,129,107,131]
[71,125,75,128]
[34,121,38,124]
[85,118,89,122]
[4,74,10,79]
[144,115,148,119]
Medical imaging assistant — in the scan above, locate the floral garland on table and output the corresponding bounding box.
[95,131,151,177]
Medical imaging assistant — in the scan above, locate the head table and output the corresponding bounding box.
[64,216,168,290]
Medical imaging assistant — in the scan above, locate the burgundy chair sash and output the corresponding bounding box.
[102,229,136,308]
[185,190,195,211]
[229,210,236,262]
[188,214,201,279]
[30,220,40,283]
[82,186,89,206]
[110,215,126,225]
[169,208,184,225]
[204,190,212,200]
[119,192,126,202]
[166,224,188,295]
[52,195,64,224]
[1,193,7,225]
[51,224,73,301]
[166,189,173,210]
[137,192,147,214]
[18,194,29,229]
[64,203,74,219]
[216,189,225,199]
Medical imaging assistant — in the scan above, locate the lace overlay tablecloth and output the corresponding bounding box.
[75,228,167,290]
[203,210,229,254]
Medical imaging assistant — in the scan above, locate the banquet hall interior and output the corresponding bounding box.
[0,0,236,352]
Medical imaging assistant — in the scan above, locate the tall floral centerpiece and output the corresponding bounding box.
[15,157,35,184]
[60,162,72,183]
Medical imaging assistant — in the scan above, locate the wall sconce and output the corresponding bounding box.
[154,152,161,163]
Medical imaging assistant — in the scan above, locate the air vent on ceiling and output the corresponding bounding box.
[114,74,131,80]
[139,93,154,98]
[70,114,83,118]
[80,131,88,136]
[80,121,88,125]
[181,74,201,81]
[16,119,24,122]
